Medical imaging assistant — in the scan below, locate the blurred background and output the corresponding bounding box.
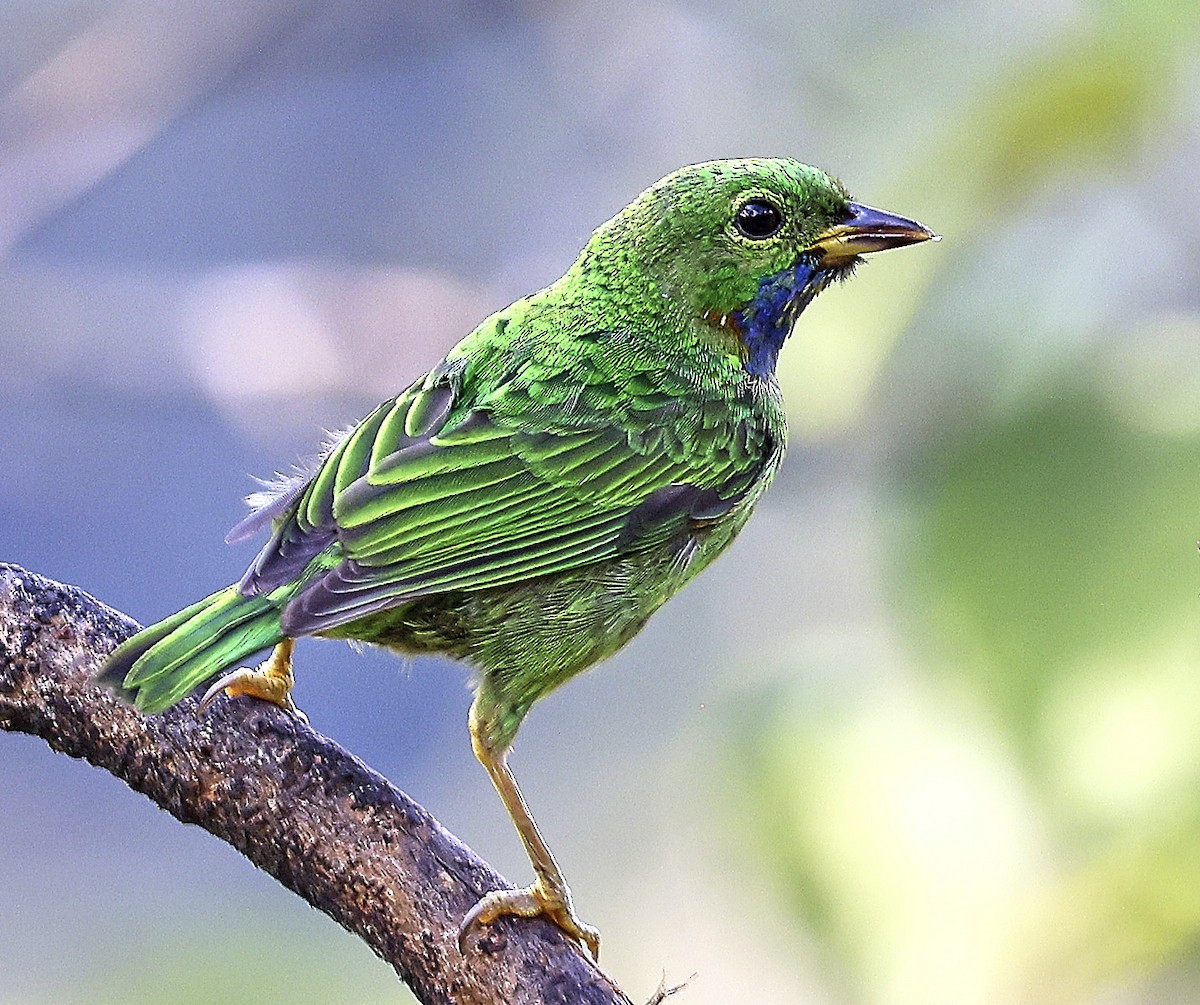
[2,0,1199,1002]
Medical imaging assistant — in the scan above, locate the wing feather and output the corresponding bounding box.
[233,336,779,637]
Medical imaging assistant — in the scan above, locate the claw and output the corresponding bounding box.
[197,673,232,716]
[458,880,600,959]
[195,640,307,723]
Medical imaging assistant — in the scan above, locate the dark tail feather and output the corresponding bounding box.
[98,586,283,713]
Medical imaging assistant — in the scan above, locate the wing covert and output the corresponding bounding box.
[234,339,780,637]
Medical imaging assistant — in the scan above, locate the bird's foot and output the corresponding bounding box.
[197,640,307,723]
[458,877,600,960]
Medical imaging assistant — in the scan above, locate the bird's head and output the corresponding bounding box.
[576,158,936,377]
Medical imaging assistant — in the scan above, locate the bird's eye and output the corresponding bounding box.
[734,199,784,239]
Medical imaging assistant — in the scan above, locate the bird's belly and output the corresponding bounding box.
[322,525,738,709]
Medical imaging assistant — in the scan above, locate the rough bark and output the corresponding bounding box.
[0,563,635,1005]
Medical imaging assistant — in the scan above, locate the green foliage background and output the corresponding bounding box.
[728,3,1200,1000]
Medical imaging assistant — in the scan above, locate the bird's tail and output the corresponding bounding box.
[97,585,283,713]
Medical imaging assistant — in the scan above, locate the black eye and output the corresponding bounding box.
[734,199,784,239]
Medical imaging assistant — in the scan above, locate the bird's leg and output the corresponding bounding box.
[197,638,308,723]
[458,694,600,959]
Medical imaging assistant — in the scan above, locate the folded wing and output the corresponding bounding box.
[233,349,776,637]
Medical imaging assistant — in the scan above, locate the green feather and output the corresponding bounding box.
[100,586,283,713]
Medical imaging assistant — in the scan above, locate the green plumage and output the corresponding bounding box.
[109,587,280,713]
[100,157,933,752]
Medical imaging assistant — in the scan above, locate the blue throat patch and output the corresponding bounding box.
[734,257,835,378]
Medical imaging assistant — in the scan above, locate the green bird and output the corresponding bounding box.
[99,158,934,957]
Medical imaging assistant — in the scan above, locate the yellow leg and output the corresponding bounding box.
[197,638,307,723]
[458,695,600,959]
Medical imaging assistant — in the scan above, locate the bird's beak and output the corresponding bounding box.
[808,202,938,266]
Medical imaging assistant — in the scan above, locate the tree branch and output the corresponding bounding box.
[0,563,633,1005]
